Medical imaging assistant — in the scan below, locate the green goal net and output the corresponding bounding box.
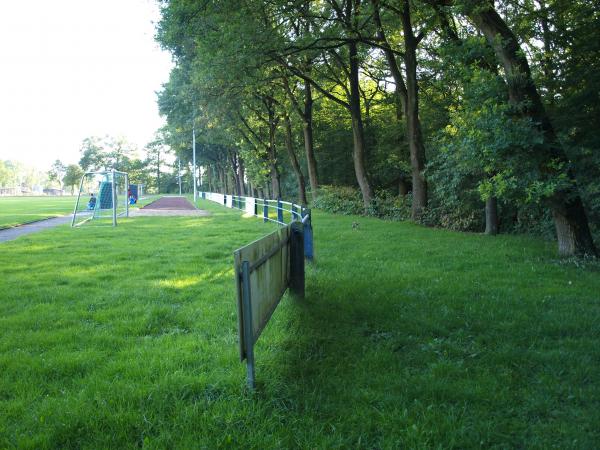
[71,170,129,227]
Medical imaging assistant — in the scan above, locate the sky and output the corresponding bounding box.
[0,0,173,171]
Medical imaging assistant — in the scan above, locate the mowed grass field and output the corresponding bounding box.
[1,198,599,448]
[0,196,76,229]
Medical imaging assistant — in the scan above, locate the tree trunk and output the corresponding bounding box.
[218,167,224,193]
[373,0,427,219]
[267,106,281,199]
[206,165,212,192]
[348,40,374,210]
[399,177,409,196]
[284,115,308,205]
[469,4,597,256]
[400,1,428,220]
[226,172,237,195]
[229,150,241,196]
[238,156,246,196]
[303,79,319,200]
[485,196,499,235]
[223,169,229,194]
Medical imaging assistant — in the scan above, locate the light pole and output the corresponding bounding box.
[192,117,197,202]
[178,157,182,195]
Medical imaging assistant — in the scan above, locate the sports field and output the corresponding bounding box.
[1,198,599,448]
[0,196,76,229]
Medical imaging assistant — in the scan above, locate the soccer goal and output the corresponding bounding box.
[72,170,129,227]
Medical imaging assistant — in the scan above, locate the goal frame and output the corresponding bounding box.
[71,169,129,227]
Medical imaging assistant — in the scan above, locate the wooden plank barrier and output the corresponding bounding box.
[200,192,311,388]
[234,222,305,388]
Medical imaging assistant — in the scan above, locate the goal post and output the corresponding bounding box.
[72,170,129,227]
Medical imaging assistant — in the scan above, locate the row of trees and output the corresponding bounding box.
[0,160,48,192]
[2,133,196,197]
[154,0,599,257]
[73,134,190,195]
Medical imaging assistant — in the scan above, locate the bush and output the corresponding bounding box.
[312,185,364,215]
[367,190,411,221]
[418,203,483,232]
[313,185,411,221]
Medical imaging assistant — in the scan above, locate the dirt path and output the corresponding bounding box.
[131,196,211,217]
[0,216,72,243]
[142,196,197,210]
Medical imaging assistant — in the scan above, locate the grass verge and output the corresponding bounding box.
[0,198,599,448]
[0,196,76,229]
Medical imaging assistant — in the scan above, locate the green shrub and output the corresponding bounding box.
[313,185,411,221]
[418,203,483,232]
[312,185,364,215]
[367,190,411,221]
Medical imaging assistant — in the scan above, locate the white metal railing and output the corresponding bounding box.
[201,191,314,261]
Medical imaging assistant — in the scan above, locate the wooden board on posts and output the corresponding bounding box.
[234,225,291,361]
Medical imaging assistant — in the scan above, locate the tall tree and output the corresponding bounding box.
[47,160,66,191]
[427,0,597,256]
[370,0,429,218]
[62,164,84,195]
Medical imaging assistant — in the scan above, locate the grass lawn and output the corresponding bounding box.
[0,194,161,230]
[0,196,76,229]
[1,198,599,448]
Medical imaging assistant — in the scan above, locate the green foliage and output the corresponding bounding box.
[419,202,484,232]
[425,61,552,232]
[0,160,47,190]
[367,190,412,221]
[62,165,84,195]
[153,0,599,248]
[78,136,139,173]
[47,160,66,190]
[0,160,11,187]
[312,185,364,215]
[313,185,411,221]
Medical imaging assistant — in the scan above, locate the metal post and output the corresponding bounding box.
[111,170,117,227]
[303,209,313,261]
[277,198,283,223]
[290,222,305,298]
[178,158,182,195]
[254,198,258,216]
[241,261,255,389]
[263,199,268,222]
[192,120,197,203]
[291,204,297,221]
[125,173,129,218]
[71,174,86,227]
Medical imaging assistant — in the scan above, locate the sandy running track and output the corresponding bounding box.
[130,196,211,217]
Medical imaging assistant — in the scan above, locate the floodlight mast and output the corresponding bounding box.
[192,118,198,203]
[178,158,182,195]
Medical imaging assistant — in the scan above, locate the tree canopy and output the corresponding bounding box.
[154,0,599,257]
